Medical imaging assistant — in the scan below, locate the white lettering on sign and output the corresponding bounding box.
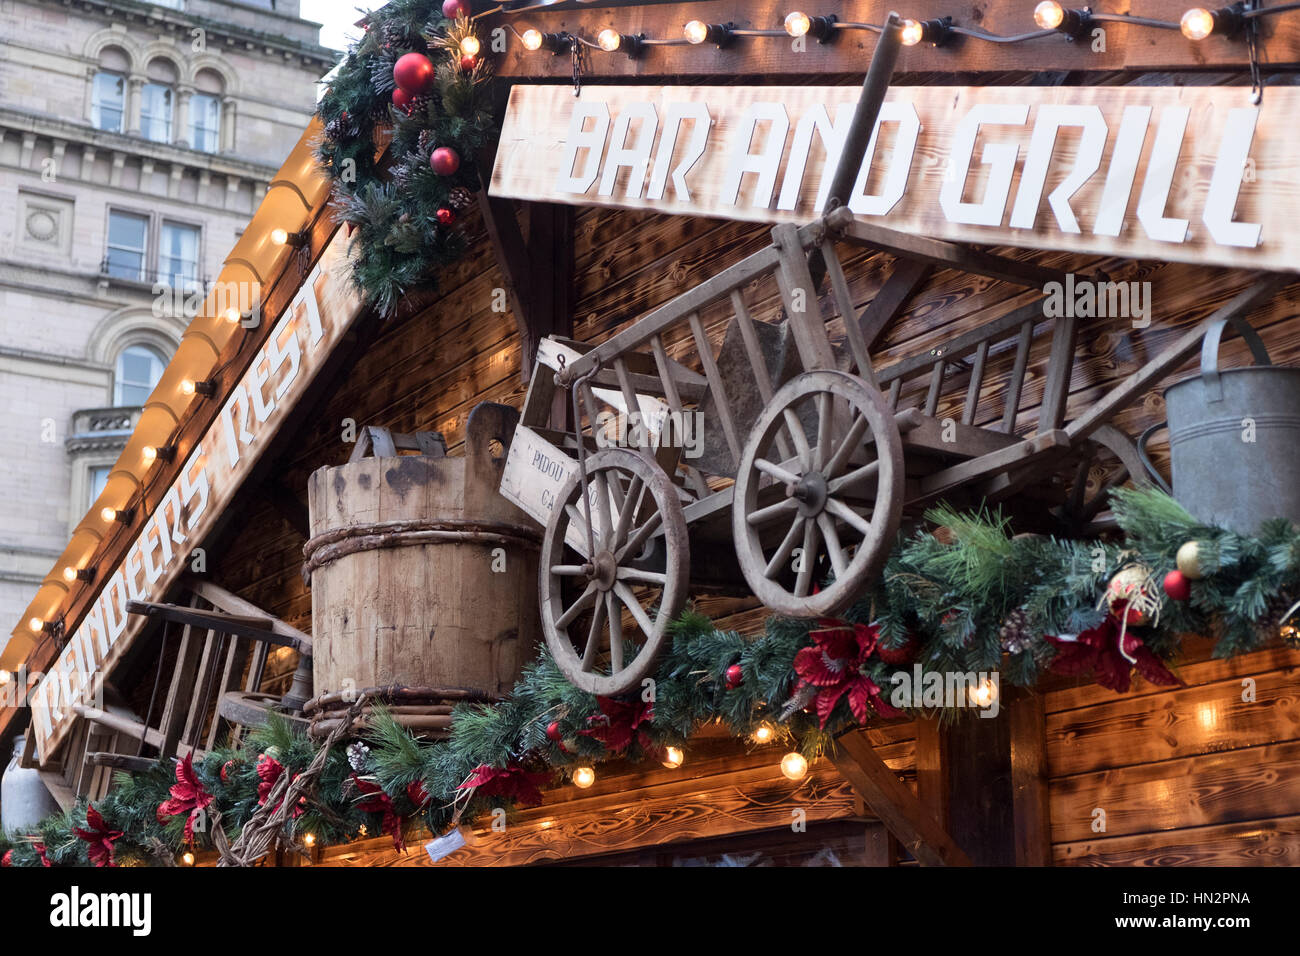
[495,85,1283,270]
[28,243,363,764]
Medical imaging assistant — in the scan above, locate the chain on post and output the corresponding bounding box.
[570,32,585,96]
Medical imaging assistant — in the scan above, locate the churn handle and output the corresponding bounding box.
[1135,422,1174,495]
[464,402,521,485]
[1200,315,1271,403]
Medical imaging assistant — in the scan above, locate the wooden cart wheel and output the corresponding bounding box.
[540,448,689,696]
[1053,424,1147,536]
[217,691,310,731]
[733,370,904,618]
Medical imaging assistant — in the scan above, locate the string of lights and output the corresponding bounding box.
[492,1,1300,53]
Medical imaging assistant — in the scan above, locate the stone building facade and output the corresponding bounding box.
[0,0,336,634]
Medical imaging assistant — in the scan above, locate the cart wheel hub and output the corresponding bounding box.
[589,550,618,591]
[789,472,828,518]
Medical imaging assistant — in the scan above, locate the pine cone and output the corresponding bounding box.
[1257,589,1298,645]
[448,186,474,210]
[369,52,398,95]
[999,607,1033,654]
[417,129,435,156]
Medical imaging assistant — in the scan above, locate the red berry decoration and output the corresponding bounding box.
[436,207,456,225]
[460,54,477,72]
[876,632,919,665]
[430,146,461,175]
[393,52,435,95]
[725,664,743,689]
[1163,569,1192,602]
[392,87,416,113]
[443,0,469,17]
[546,720,562,742]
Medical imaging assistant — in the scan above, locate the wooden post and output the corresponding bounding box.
[1009,689,1053,866]
[944,709,1016,866]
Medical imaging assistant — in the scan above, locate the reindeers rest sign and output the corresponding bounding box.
[491,84,1295,271]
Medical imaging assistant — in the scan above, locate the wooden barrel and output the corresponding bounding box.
[304,403,539,698]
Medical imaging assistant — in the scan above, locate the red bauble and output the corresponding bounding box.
[442,0,469,17]
[393,52,435,95]
[392,87,416,113]
[876,632,919,665]
[725,664,744,689]
[429,146,461,175]
[1163,569,1191,602]
[436,207,456,225]
[460,54,477,72]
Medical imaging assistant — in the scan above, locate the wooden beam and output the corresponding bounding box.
[158,599,207,760]
[38,770,77,812]
[125,599,300,651]
[75,704,203,759]
[857,259,932,352]
[185,578,313,651]
[85,752,159,773]
[1009,690,1053,866]
[830,729,971,866]
[945,709,1016,866]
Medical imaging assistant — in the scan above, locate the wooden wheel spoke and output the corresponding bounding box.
[617,567,667,585]
[555,584,598,630]
[795,517,820,596]
[593,472,615,543]
[825,497,873,537]
[814,392,834,472]
[581,593,608,672]
[613,476,645,550]
[747,496,799,527]
[613,582,657,637]
[607,593,624,673]
[817,512,848,578]
[781,407,813,470]
[825,413,870,479]
[564,503,593,557]
[617,510,663,562]
[765,515,805,579]
[827,460,880,497]
[755,457,802,486]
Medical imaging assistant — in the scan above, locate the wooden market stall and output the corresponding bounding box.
[3,0,1300,868]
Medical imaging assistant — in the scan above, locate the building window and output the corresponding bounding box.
[105,211,148,281]
[114,345,165,407]
[92,72,126,133]
[159,222,200,288]
[140,82,173,143]
[191,93,221,152]
[87,466,111,510]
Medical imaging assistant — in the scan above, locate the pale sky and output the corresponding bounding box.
[300,0,386,51]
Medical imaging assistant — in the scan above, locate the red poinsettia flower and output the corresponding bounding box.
[580,696,654,753]
[33,842,51,867]
[155,752,214,842]
[256,753,304,819]
[352,775,421,853]
[794,620,903,727]
[406,781,430,809]
[1047,616,1183,693]
[74,806,123,868]
[1,850,11,867]
[458,763,549,808]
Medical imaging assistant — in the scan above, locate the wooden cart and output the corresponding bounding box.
[500,206,1203,697]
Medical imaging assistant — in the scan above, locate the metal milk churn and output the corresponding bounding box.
[1139,316,1300,535]
[1,736,59,832]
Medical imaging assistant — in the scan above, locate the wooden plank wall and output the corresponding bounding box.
[1046,638,1300,866]
[197,73,1300,865]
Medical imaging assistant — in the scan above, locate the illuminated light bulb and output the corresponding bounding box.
[0,670,11,685]
[223,306,242,323]
[62,566,77,583]
[1034,0,1065,28]
[968,678,999,708]
[270,227,289,245]
[521,28,544,50]
[28,617,44,634]
[684,19,710,43]
[597,28,621,51]
[900,18,925,45]
[101,506,118,522]
[780,752,809,781]
[572,766,596,788]
[181,851,195,866]
[1180,7,1216,39]
[753,722,775,744]
[142,445,158,463]
[662,746,685,769]
[180,378,196,396]
[460,34,481,57]
[303,832,316,847]
[784,11,812,37]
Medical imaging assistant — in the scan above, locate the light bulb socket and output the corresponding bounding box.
[914,16,953,46]
[144,444,177,463]
[191,379,217,397]
[536,31,573,53]
[610,32,644,57]
[806,13,838,42]
[108,507,135,524]
[275,229,309,248]
[1207,3,1245,36]
[693,22,736,46]
[1055,7,1093,39]
[67,567,96,582]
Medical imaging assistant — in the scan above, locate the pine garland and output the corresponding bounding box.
[5,488,1298,866]
[315,1,497,315]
